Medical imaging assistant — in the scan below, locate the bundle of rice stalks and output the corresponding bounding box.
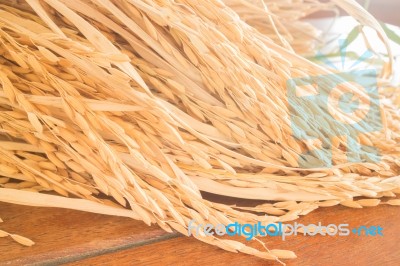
[224,0,334,54]
[0,0,399,263]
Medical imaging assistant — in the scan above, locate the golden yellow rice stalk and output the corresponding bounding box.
[224,0,334,54]
[0,0,399,263]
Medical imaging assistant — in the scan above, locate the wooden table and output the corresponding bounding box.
[1,16,400,266]
[1,196,399,266]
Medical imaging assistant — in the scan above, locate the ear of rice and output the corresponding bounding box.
[0,0,399,262]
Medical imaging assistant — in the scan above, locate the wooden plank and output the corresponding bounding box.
[66,202,400,266]
[0,202,174,265]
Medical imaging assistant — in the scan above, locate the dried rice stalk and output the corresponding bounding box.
[0,0,399,263]
[0,225,34,247]
[224,0,334,54]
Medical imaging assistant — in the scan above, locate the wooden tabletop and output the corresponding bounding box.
[1,196,399,266]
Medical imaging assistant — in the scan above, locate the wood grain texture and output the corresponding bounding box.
[0,202,173,265]
[65,201,400,266]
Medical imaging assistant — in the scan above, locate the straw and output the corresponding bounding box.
[0,0,399,262]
